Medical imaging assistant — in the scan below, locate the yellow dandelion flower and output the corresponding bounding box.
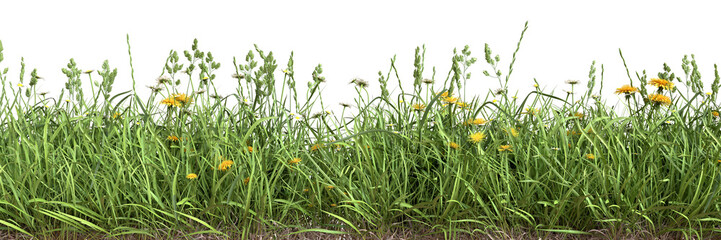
[498,145,513,152]
[326,185,335,190]
[465,118,488,126]
[522,108,539,115]
[289,157,302,164]
[585,153,595,160]
[571,112,585,119]
[448,142,460,149]
[17,83,23,87]
[247,146,253,152]
[706,92,712,95]
[505,128,519,137]
[311,144,322,151]
[330,203,337,207]
[455,101,469,108]
[112,112,122,119]
[614,84,639,95]
[468,132,486,143]
[243,177,250,185]
[186,173,198,179]
[160,97,179,107]
[648,78,674,90]
[534,84,539,88]
[173,93,192,106]
[440,91,450,98]
[218,160,234,171]
[442,96,459,104]
[712,111,719,117]
[167,135,180,142]
[648,94,672,106]
[412,104,426,111]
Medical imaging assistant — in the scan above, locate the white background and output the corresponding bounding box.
[1,0,720,113]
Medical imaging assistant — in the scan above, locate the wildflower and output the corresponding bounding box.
[112,112,122,119]
[498,145,513,152]
[349,78,368,88]
[173,93,192,105]
[244,177,250,185]
[571,112,585,119]
[412,104,426,111]
[289,158,302,164]
[38,91,50,96]
[330,203,337,207]
[648,78,674,91]
[326,185,335,190]
[167,135,180,142]
[707,92,713,96]
[339,102,352,108]
[565,79,580,85]
[512,96,518,99]
[468,132,486,143]
[585,153,595,160]
[503,128,518,137]
[442,96,459,104]
[455,101,469,108]
[194,89,206,95]
[448,142,460,149]
[247,146,253,152]
[146,85,164,93]
[440,91,450,98]
[186,173,198,179]
[534,84,539,88]
[712,111,719,117]
[522,108,539,115]
[392,131,400,134]
[282,69,291,74]
[84,70,94,74]
[493,88,507,95]
[218,160,234,171]
[311,144,322,151]
[563,90,574,95]
[17,83,23,87]
[422,78,434,84]
[551,147,560,151]
[290,113,302,121]
[303,188,310,192]
[156,75,171,85]
[231,73,244,79]
[386,123,395,127]
[648,94,672,106]
[492,99,498,103]
[614,84,639,95]
[465,118,489,126]
[242,98,251,105]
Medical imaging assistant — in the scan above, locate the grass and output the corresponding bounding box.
[1,22,721,239]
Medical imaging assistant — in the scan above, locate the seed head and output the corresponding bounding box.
[565,79,580,85]
[350,78,368,88]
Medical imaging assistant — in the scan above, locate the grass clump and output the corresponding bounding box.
[0,23,721,240]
